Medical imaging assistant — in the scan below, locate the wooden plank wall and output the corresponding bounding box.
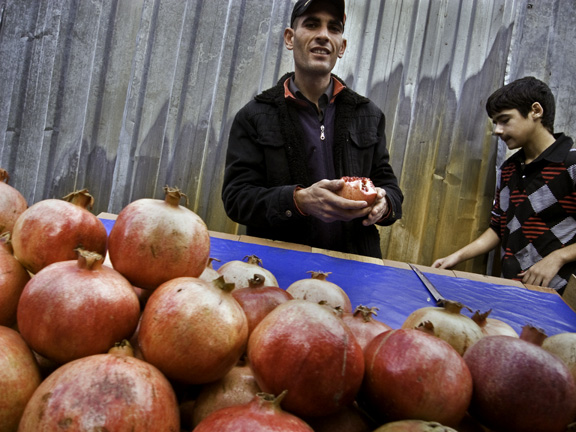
[1,0,575,275]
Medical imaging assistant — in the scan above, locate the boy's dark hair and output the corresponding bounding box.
[485,76,556,134]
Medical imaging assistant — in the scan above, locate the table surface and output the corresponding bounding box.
[99,216,576,337]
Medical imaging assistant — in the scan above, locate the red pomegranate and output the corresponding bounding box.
[108,186,210,289]
[191,357,261,427]
[0,233,30,327]
[18,341,180,431]
[286,271,352,313]
[0,326,42,432]
[193,392,314,432]
[341,305,392,351]
[17,249,141,364]
[11,189,107,274]
[248,300,364,418]
[0,169,27,235]
[463,331,576,432]
[361,328,473,427]
[232,274,293,335]
[303,402,376,432]
[337,176,378,205]
[138,276,248,384]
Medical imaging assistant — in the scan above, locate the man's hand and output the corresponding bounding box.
[294,179,374,223]
[362,187,390,226]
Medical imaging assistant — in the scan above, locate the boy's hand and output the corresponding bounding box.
[518,255,563,287]
[432,253,461,269]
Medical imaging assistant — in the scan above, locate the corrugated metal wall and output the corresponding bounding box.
[1,0,575,274]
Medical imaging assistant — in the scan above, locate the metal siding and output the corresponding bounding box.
[1,0,574,275]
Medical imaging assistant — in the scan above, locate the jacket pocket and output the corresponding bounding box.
[347,127,379,175]
[348,127,379,149]
[257,131,292,185]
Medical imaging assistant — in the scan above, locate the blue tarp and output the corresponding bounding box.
[100,218,576,336]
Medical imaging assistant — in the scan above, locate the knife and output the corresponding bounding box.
[409,264,444,304]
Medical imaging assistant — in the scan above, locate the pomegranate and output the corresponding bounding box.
[519,323,548,345]
[127,316,145,360]
[286,271,352,313]
[361,327,473,426]
[341,305,392,351]
[401,300,483,355]
[138,276,248,384]
[193,391,314,432]
[303,402,376,432]
[199,257,221,282]
[456,413,489,432]
[337,176,378,205]
[0,233,30,327]
[217,254,279,289]
[32,350,60,380]
[11,189,107,274]
[108,186,210,289]
[373,420,458,431]
[18,341,180,431]
[191,357,261,427]
[463,329,576,432]
[132,285,153,309]
[0,326,42,432]
[471,309,519,337]
[248,300,364,418]
[17,249,141,364]
[542,331,576,382]
[232,274,293,334]
[0,169,27,235]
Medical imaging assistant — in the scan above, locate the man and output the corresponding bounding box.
[221,0,403,258]
[433,76,576,292]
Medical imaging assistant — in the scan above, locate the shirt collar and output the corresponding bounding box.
[284,75,346,103]
[540,133,573,163]
[512,133,571,165]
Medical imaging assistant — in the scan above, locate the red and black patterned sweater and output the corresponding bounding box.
[490,133,576,291]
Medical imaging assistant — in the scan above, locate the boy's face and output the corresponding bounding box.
[284,2,347,80]
[491,107,539,151]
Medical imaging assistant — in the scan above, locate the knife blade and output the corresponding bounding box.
[409,264,444,304]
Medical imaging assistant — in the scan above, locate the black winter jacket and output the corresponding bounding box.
[222,73,403,258]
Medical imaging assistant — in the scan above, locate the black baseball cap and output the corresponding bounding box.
[290,0,346,28]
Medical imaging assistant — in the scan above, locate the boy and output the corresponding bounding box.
[433,76,576,293]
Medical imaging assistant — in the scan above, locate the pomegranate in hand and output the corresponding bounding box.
[337,177,378,205]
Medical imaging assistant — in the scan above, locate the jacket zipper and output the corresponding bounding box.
[320,125,325,141]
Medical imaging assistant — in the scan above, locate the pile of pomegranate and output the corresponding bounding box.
[1,173,576,432]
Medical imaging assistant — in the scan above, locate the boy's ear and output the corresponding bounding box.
[531,102,544,120]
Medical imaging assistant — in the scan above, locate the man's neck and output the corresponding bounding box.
[292,73,332,107]
[524,129,557,164]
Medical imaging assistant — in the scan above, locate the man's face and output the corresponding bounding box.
[491,107,539,151]
[284,2,347,79]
